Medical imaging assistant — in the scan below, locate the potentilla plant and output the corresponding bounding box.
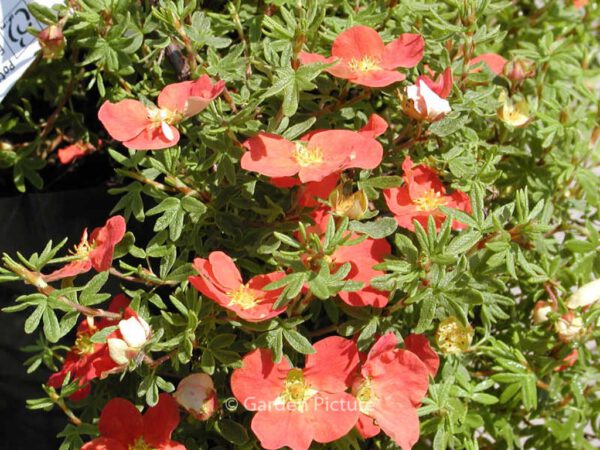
[0,0,598,449]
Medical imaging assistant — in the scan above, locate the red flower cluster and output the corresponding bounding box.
[48,295,129,400]
[384,157,470,231]
[45,215,126,281]
[299,25,424,88]
[241,127,383,183]
[98,75,224,150]
[231,333,437,450]
[189,251,286,322]
[82,394,185,450]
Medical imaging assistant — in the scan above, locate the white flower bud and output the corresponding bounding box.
[174,373,218,421]
[567,279,600,309]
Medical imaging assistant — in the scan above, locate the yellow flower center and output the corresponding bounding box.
[129,437,153,450]
[347,56,381,73]
[147,107,178,126]
[413,189,448,212]
[69,233,95,259]
[276,369,317,412]
[227,284,259,309]
[74,333,95,355]
[293,142,324,167]
[355,378,376,415]
[436,316,474,354]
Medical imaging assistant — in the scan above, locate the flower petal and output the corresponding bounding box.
[207,251,244,291]
[98,398,143,446]
[308,392,359,444]
[122,125,180,150]
[469,53,507,75]
[331,26,385,61]
[231,348,290,409]
[98,100,149,142]
[404,334,440,377]
[350,69,405,88]
[359,114,389,139]
[381,33,425,69]
[304,336,359,392]
[89,216,126,272]
[143,394,181,447]
[251,409,313,450]
[81,437,128,450]
[241,133,299,178]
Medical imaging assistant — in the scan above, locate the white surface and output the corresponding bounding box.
[0,0,63,103]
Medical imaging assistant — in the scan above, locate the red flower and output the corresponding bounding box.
[81,394,185,450]
[241,128,383,183]
[469,53,507,75]
[189,251,287,322]
[98,75,224,150]
[48,295,129,400]
[384,157,470,231]
[573,0,588,8]
[352,333,431,449]
[231,336,360,450]
[57,141,95,164]
[331,234,392,308]
[270,114,387,190]
[44,216,126,281]
[299,26,424,88]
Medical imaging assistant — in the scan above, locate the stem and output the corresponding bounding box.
[3,256,122,320]
[109,268,178,287]
[49,390,82,426]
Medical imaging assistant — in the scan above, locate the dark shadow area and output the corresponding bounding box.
[0,187,115,449]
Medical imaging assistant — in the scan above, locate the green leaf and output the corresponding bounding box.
[283,329,315,354]
[42,308,60,343]
[348,217,397,239]
[216,419,249,446]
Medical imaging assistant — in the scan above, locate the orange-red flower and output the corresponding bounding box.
[299,26,424,88]
[57,141,96,164]
[81,394,185,450]
[352,333,433,449]
[98,75,224,150]
[189,251,287,322]
[44,215,126,281]
[330,234,391,308]
[270,114,387,189]
[47,295,129,400]
[230,336,360,450]
[469,53,507,75]
[384,157,470,231]
[241,128,383,183]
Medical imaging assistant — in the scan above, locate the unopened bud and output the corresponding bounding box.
[329,185,369,220]
[503,58,536,82]
[555,312,584,343]
[38,25,65,60]
[532,301,553,324]
[435,316,473,354]
[174,373,218,421]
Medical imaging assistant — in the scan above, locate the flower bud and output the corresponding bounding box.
[435,316,474,354]
[108,315,151,365]
[329,185,369,220]
[402,79,451,122]
[497,93,530,127]
[567,279,600,309]
[532,301,553,324]
[38,25,65,60]
[503,58,536,82]
[174,373,218,421]
[555,312,584,343]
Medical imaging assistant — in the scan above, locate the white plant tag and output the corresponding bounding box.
[0,0,64,103]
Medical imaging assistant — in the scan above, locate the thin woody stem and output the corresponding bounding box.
[3,256,121,320]
[48,390,82,426]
